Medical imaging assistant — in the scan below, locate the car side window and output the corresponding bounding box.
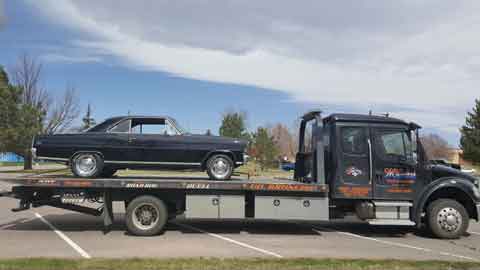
[109,120,131,133]
[130,119,179,135]
[341,127,367,155]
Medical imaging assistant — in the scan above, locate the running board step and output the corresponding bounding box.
[373,201,412,220]
[367,219,415,226]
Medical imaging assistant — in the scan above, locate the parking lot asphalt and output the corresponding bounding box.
[1,178,480,261]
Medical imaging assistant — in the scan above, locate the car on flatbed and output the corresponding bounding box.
[32,116,248,180]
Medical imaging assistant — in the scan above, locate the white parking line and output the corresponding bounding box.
[311,227,477,262]
[173,222,283,258]
[469,231,480,236]
[34,213,91,259]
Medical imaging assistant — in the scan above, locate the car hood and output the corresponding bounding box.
[430,164,478,184]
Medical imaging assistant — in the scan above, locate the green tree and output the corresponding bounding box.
[251,127,279,170]
[219,111,250,140]
[460,99,480,164]
[0,69,42,160]
[81,103,96,130]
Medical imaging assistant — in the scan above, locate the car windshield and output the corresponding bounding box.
[169,118,187,134]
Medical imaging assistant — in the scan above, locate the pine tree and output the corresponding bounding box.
[251,127,279,170]
[460,99,480,164]
[81,103,96,130]
[219,111,250,140]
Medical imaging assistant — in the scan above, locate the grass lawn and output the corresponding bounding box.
[0,258,478,270]
[0,162,24,167]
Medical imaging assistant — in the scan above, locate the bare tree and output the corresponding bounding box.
[10,54,80,169]
[420,133,451,160]
[12,54,50,112]
[269,123,297,161]
[43,86,80,134]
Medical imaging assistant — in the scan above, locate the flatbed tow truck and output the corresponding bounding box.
[1,111,479,238]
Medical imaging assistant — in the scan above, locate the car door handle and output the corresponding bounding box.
[128,137,137,143]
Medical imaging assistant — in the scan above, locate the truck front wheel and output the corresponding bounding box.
[125,195,168,236]
[427,199,469,239]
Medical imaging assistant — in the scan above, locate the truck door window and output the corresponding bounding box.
[341,127,367,155]
[375,130,412,161]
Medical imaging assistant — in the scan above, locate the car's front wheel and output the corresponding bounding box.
[206,154,233,180]
[71,153,104,178]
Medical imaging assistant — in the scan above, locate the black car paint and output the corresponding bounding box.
[33,116,247,170]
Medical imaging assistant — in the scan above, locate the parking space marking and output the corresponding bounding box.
[469,231,480,236]
[173,222,283,258]
[311,227,477,261]
[34,213,91,259]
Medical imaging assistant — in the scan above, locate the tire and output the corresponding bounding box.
[206,154,234,180]
[125,195,168,236]
[426,199,469,239]
[71,153,104,178]
[100,167,117,178]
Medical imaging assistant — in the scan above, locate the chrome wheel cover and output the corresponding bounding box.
[437,207,462,233]
[75,154,97,177]
[132,203,159,231]
[211,157,230,178]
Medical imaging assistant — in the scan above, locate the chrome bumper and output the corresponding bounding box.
[31,147,37,160]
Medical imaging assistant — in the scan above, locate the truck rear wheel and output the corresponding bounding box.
[427,199,469,239]
[125,195,168,236]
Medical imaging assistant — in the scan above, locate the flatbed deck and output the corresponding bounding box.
[0,174,328,194]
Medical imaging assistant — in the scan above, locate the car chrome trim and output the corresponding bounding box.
[236,162,244,165]
[104,160,201,166]
[36,156,69,162]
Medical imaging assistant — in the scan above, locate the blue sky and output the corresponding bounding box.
[1,1,480,145]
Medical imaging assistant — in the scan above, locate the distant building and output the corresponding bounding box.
[0,152,24,163]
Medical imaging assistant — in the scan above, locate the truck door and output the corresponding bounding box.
[371,127,416,200]
[333,125,373,199]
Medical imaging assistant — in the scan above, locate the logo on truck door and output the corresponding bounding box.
[345,166,363,177]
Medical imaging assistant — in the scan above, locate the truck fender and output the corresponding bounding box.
[413,177,479,226]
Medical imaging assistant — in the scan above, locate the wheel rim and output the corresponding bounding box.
[75,154,97,177]
[211,157,230,178]
[437,207,462,233]
[132,203,159,231]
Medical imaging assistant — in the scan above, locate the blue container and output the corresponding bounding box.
[0,152,24,163]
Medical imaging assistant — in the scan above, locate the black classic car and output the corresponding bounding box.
[32,116,248,180]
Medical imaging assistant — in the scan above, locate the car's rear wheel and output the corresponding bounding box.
[206,154,233,180]
[125,195,168,236]
[71,153,104,178]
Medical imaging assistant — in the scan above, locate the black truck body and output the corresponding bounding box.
[1,111,479,239]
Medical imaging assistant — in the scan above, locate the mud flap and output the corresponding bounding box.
[102,190,114,233]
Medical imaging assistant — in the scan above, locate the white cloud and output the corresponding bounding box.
[26,0,480,141]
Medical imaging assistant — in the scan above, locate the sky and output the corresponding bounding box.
[1,1,479,145]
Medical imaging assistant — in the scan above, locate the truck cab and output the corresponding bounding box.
[295,111,480,239]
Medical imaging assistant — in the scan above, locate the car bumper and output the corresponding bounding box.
[31,147,37,160]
